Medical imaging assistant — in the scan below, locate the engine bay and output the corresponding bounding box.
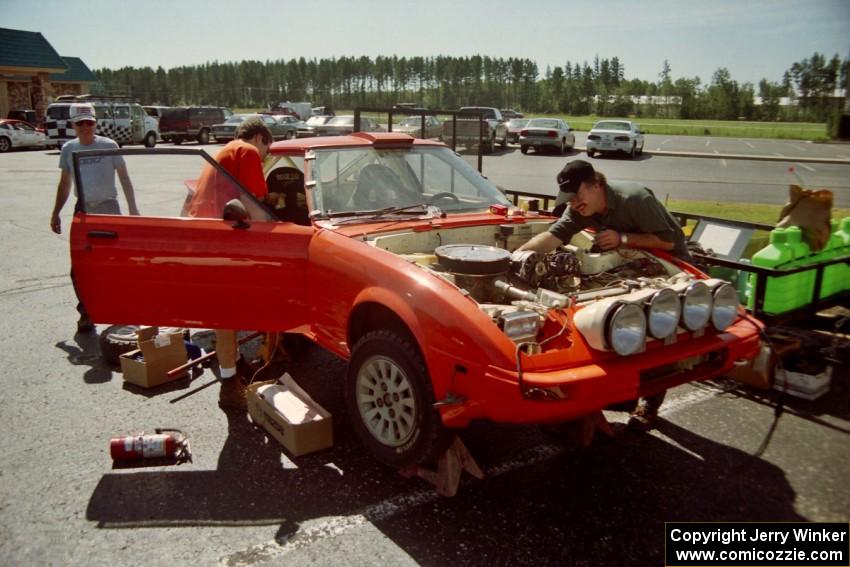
[363,221,732,355]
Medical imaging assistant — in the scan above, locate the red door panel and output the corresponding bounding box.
[71,213,312,331]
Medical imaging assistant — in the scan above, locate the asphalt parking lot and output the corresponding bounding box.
[0,143,848,566]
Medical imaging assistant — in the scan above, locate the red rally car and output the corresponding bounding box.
[70,133,762,468]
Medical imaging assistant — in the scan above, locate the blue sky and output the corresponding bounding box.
[2,0,848,85]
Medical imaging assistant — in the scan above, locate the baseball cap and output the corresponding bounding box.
[555,159,595,199]
[70,103,97,124]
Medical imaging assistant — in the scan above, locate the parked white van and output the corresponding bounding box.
[46,95,159,149]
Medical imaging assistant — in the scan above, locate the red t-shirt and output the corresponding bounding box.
[187,139,267,218]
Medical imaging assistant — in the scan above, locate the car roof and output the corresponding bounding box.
[269,132,444,154]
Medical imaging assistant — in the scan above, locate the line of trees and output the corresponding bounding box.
[94,52,849,122]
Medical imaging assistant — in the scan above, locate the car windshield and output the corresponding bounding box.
[527,119,559,128]
[399,117,424,126]
[311,146,510,217]
[225,115,249,124]
[306,116,328,126]
[508,119,529,128]
[594,121,631,131]
[328,116,354,126]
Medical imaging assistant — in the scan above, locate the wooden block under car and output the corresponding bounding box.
[247,373,333,456]
[119,326,188,388]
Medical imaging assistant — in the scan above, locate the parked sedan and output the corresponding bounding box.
[272,114,301,139]
[519,118,575,154]
[68,136,760,472]
[313,115,384,136]
[506,118,529,144]
[297,115,333,138]
[586,120,644,158]
[0,119,48,152]
[393,115,442,138]
[212,113,298,143]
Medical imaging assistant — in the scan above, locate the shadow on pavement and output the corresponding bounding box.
[86,349,804,566]
[55,331,112,384]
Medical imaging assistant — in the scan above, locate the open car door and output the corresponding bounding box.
[69,148,312,332]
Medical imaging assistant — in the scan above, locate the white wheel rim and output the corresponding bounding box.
[355,355,416,447]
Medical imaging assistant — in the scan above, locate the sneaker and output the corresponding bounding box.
[218,375,248,410]
[627,404,658,432]
[76,315,95,334]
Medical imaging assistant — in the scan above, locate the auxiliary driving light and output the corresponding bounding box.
[646,288,681,339]
[606,302,647,356]
[710,282,740,331]
[681,281,713,331]
[500,310,542,342]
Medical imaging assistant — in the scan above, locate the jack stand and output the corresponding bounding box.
[570,411,614,447]
[399,436,484,497]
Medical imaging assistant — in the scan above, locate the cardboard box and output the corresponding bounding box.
[726,336,801,389]
[774,366,832,400]
[247,373,333,456]
[119,326,188,388]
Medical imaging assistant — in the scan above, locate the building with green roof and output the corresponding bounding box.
[0,28,99,124]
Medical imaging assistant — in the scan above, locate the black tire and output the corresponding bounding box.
[172,137,183,145]
[143,132,156,148]
[197,129,210,145]
[0,136,11,153]
[560,139,566,154]
[100,324,187,365]
[346,329,450,468]
[587,149,595,158]
[637,141,644,156]
[520,145,528,154]
[629,143,636,158]
[483,133,495,154]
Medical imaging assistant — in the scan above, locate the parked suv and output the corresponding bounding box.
[159,106,231,145]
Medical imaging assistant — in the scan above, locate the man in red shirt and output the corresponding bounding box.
[188,117,275,409]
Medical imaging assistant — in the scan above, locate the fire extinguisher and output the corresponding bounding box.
[109,428,191,462]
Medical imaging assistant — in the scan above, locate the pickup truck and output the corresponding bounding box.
[442,106,508,153]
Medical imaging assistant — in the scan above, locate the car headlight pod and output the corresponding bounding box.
[605,302,646,356]
[646,288,681,339]
[681,281,713,331]
[710,282,739,331]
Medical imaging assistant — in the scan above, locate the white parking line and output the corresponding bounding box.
[773,152,785,157]
[788,144,807,153]
[797,163,816,172]
[705,139,711,147]
[745,141,755,149]
[720,159,727,168]
[661,138,672,145]
[222,383,729,563]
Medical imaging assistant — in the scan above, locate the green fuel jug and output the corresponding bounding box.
[820,219,844,298]
[836,217,850,293]
[785,226,813,309]
[749,228,794,314]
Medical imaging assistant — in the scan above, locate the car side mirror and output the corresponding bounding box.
[223,199,250,229]
[569,128,575,132]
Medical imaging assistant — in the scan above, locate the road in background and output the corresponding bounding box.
[0,144,848,566]
[481,133,850,208]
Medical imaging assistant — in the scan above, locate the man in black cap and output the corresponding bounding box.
[516,159,691,430]
[519,159,690,261]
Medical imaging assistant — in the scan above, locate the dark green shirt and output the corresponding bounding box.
[549,180,692,261]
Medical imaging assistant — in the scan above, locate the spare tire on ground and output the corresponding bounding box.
[99,324,189,365]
